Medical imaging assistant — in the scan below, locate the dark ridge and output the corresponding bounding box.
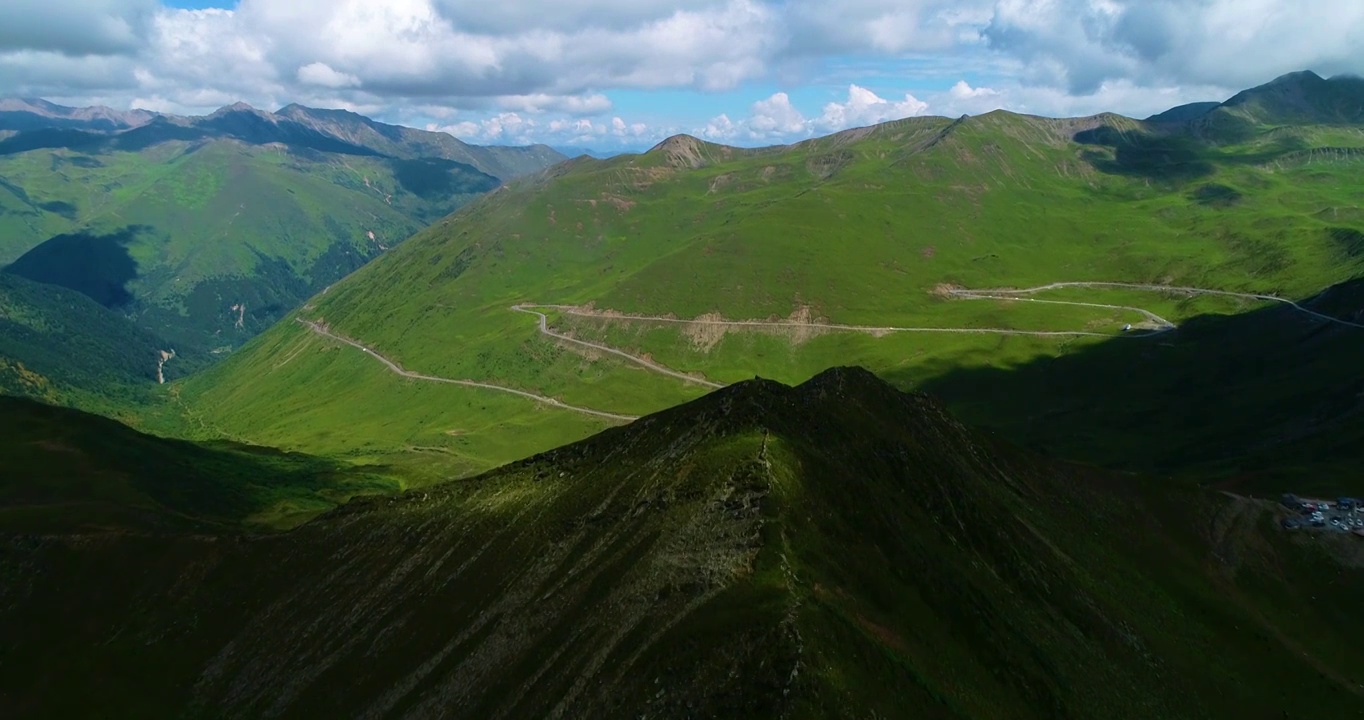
[0,127,103,156]
[1145,101,1221,124]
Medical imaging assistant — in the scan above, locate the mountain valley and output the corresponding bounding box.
[0,100,564,402]
[177,72,1364,494]
[6,69,1364,719]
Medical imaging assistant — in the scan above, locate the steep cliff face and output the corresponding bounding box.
[4,370,1363,718]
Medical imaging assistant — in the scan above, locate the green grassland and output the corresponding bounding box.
[6,370,1363,717]
[0,140,501,359]
[181,98,1364,489]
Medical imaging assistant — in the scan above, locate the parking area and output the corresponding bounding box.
[1280,494,1364,534]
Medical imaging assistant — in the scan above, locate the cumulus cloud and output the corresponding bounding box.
[815,84,928,130]
[0,0,157,56]
[985,0,1364,92]
[924,77,1233,120]
[297,62,360,89]
[782,0,993,56]
[495,93,613,115]
[703,84,928,141]
[432,111,653,146]
[2,0,1362,148]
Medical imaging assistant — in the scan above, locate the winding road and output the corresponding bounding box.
[297,320,639,422]
[511,306,725,388]
[954,282,1364,331]
[300,281,1363,422]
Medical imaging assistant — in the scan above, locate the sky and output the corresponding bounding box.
[3,1,1363,150]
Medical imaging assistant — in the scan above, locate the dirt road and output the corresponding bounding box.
[511,306,725,388]
[300,281,1363,422]
[960,282,1364,330]
[523,304,1115,338]
[297,319,639,422]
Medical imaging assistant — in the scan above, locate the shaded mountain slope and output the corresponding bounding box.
[917,276,1364,497]
[0,396,396,533]
[1217,71,1364,126]
[5,369,1362,718]
[0,272,181,409]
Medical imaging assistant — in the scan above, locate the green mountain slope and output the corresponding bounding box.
[4,369,1361,717]
[0,395,396,532]
[0,102,565,403]
[0,272,179,410]
[182,72,1364,485]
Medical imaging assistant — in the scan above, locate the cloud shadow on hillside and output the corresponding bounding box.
[1073,126,1310,184]
[3,226,147,309]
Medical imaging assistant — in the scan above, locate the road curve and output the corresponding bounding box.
[961,282,1364,330]
[511,305,726,388]
[948,289,1176,330]
[297,319,638,422]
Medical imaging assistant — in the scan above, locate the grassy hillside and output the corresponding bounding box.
[183,73,1364,487]
[4,369,1362,717]
[0,141,479,346]
[0,105,565,409]
[0,395,397,532]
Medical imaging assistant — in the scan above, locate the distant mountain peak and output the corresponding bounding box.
[647,133,704,153]
[211,101,261,116]
[644,134,735,169]
[1267,69,1327,87]
[1215,68,1364,126]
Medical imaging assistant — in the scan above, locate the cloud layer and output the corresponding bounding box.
[2,0,1361,148]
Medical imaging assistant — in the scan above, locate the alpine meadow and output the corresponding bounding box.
[4,1,1364,716]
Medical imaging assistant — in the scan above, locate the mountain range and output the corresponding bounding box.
[5,70,1364,717]
[0,100,565,399]
[173,70,1364,494]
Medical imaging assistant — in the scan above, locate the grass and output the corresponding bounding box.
[0,395,398,532]
[0,139,497,364]
[179,108,1364,495]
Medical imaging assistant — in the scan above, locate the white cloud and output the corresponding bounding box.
[3,0,1364,148]
[815,84,928,130]
[704,85,928,141]
[430,111,654,146]
[495,93,613,115]
[0,0,157,56]
[749,92,807,135]
[926,77,1233,120]
[985,0,1364,92]
[297,62,360,89]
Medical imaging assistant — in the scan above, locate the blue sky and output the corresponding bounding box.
[3,1,1363,149]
